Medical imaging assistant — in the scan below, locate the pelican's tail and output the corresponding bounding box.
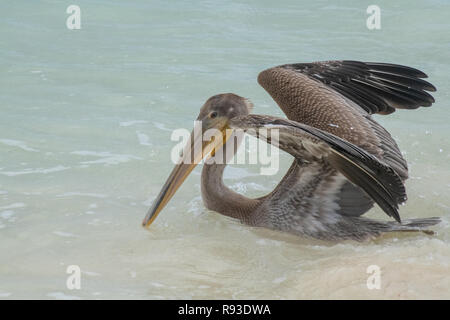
[329,216,442,241]
[386,217,441,235]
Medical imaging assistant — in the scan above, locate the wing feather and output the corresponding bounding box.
[229,115,406,222]
[270,60,436,115]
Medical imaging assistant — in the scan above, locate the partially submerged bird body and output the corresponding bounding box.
[143,60,440,241]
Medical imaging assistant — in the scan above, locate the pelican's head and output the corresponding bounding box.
[196,93,253,124]
[142,93,253,228]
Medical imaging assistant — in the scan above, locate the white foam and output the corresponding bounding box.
[223,166,259,179]
[198,285,210,289]
[47,292,81,300]
[153,122,172,132]
[0,202,25,210]
[0,139,39,152]
[142,196,155,206]
[272,276,287,284]
[53,231,77,238]
[71,151,142,165]
[0,210,15,220]
[82,271,101,276]
[136,131,152,146]
[151,282,165,288]
[119,120,148,127]
[56,192,108,198]
[0,166,69,176]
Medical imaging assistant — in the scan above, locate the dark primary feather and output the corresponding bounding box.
[229,115,406,222]
[281,60,436,115]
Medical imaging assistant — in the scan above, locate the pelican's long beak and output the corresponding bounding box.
[142,123,229,228]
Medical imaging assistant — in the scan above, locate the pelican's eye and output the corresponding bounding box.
[209,111,218,119]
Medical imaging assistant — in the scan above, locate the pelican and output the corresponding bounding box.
[143,60,440,241]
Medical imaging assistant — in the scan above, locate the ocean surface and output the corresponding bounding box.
[0,0,449,299]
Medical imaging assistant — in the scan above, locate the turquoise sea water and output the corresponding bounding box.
[0,0,449,299]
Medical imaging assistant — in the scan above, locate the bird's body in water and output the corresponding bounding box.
[143,60,440,241]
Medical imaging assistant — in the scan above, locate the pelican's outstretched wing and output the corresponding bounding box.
[229,115,406,222]
[271,61,436,115]
[257,61,437,180]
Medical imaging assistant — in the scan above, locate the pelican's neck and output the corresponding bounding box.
[201,162,260,224]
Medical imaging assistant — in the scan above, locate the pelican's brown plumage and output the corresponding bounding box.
[143,60,440,241]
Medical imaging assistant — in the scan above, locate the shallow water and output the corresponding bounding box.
[0,0,449,299]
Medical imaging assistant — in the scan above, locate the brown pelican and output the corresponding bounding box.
[143,60,440,241]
